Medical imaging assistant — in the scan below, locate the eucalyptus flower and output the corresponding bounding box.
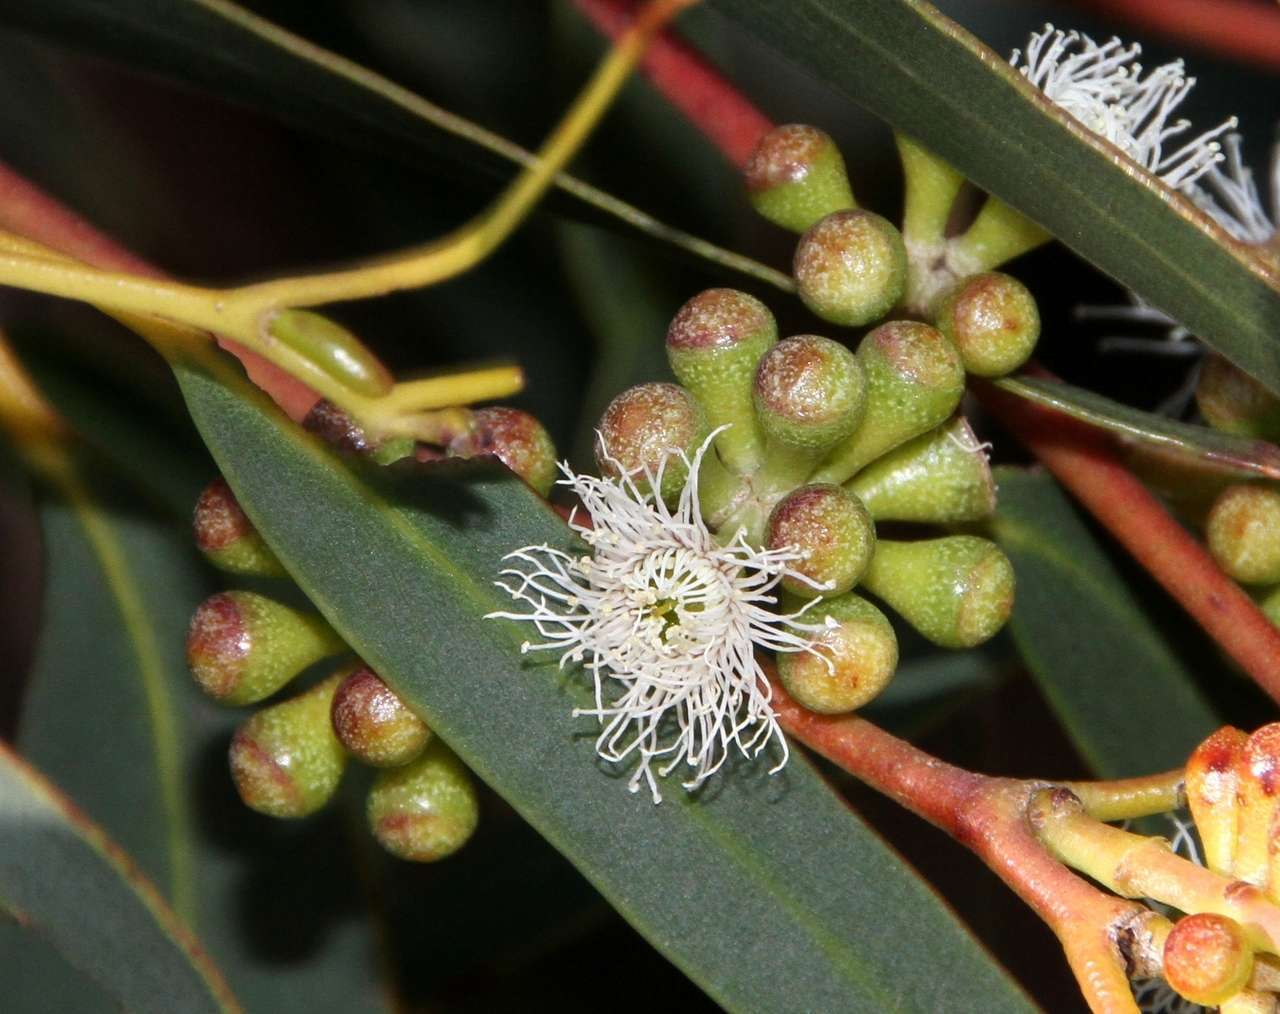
[488,431,831,803]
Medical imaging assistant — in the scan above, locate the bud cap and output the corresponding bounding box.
[793,210,907,327]
[367,739,479,862]
[766,484,875,598]
[932,271,1040,378]
[777,592,898,713]
[744,124,856,233]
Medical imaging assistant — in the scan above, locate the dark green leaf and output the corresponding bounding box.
[996,375,1280,480]
[709,0,1280,390]
[991,468,1220,775]
[173,345,1035,1013]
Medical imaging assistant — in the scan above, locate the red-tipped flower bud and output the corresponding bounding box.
[813,321,966,485]
[793,210,907,327]
[744,124,856,233]
[193,477,284,577]
[777,592,898,713]
[1163,913,1254,1007]
[449,407,557,497]
[1206,484,1280,585]
[367,740,479,862]
[268,309,393,398]
[932,271,1040,377]
[1185,726,1247,875]
[331,666,432,768]
[186,591,345,706]
[1197,354,1280,441]
[766,484,875,598]
[666,288,778,473]
[861,536,1014,648]
[846,417,996,523]
[229,672,347,818]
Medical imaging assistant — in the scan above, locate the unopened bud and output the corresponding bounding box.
[794,210,907,327]
[666,288,778,473]
[193,478,284,577]
[229,672,347,818]
[753,335,866,491]
[932,271,1040,378]
[450,407,557,496]
[1163,913,1254,1007]
[1234,723,1280,887]
[1185,726,1247,875]
[743,124,856,233]
[367,740,479,862]
[766,484,875,598]
[812,321,966,484]
[860,536,1014,648]
[846,417,995,523]
[777,593,898,713]
[331,666,431,767]
[1197,354,1280,441]
[269,309,394,398]
[1206,485,1280,585]
[186,591,344,705]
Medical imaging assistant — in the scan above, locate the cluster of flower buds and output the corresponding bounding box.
[189,476,479,861]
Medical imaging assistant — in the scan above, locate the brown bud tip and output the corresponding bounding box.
[331,666,431,767]
[595,382,707,503]
[793,210,907,327]
[753,335,865,451]
[1163,913,1253,1006]
[932,271,1040,377]
[368,740,479,862]
[1206,484,1280,585]
[453,407,557,497]
[744,125,856,233]
[777,593,897,713]
[766,484,875,597]
[303,398,372,454]
[1197,353,1280,441]
[192,478,284,577]
[666,288,776,353]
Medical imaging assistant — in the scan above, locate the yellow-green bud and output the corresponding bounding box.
[367,740,479,862]
[861,536,1014,648]
[932,271,1040,378]
[743,124,856,233]
[331,666,431,767]
[1256,585,1280,628]
[269,309,393,398]
[777,593,897,713]
[1196,354,1280,441]
[793,210,907,327]
[813,321,966,484]
[766,484,875,598]
[1163,913,1254,1007]
[450,407,557,497]
[186,591,345,706]
[229,672,347,818]
[595,382,713,505]
[846,417,996,523]
[192,477,284,577]
[1206,484,1280,585]
[666,288,777,473]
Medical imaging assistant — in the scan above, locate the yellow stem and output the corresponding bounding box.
[1065,770,1185,822]
[896,133,965,247]
[950,195,1052,270]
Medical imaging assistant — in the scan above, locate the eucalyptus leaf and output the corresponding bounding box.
[991,468,1219,776]
[172,344,1035,1013]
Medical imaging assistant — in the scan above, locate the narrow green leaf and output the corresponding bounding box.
[991,468,1220,776]
[172,346,1035,1013]
[0,743,238,1014]
[709,0,1280,390]
[996,375,1280,480]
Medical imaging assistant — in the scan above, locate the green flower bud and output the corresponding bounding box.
[861,536,1014,649]
[1255,584,1280,627]
[331,665,431,767]
[1206,484,1280,585]
[269,309,393,398]
[766,484,875,598]
[743,124,856,233]
[932,271,1040,377]
[1196,354,1280,441]
[192,477,285,577]
[753,335,866,492]
[186,591,345,706]
[777,593,898,713]
[367,740,479,862]
[666,288,778,473]
[846,417,996,524]
[1163,913,1254,1008]
[812,321,966,485]
[450,407,557,497]
[229,672,347,818]
[793,210,907,327]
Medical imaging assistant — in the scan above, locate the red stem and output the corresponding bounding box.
[0,161,321,422]
[1071,0,1280,71]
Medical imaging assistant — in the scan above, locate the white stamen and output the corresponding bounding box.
[487,429,827,803]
